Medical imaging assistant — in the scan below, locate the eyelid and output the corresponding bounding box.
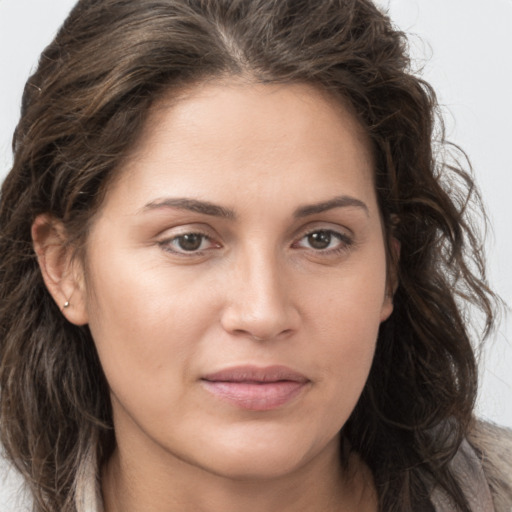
[157,225,222,256]
[292,221,353,241]
[291,225,354,254]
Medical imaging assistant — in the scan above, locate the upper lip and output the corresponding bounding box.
[202,365,309,383]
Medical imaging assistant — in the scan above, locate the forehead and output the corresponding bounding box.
[104,80,376,214]
[130,80,371,156]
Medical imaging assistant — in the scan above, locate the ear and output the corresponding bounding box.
[32,214,89,325]
[380,236,400,322]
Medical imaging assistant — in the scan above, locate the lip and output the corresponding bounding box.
[201,365,310,411]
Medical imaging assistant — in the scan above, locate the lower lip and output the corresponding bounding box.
[201,380,307,411]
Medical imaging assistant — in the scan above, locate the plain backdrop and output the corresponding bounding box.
[0,0,511,433]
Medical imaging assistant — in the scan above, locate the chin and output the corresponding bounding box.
[203,451,309,481]
[187,428,339,481]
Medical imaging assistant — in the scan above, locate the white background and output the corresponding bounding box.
[0,0,511,423]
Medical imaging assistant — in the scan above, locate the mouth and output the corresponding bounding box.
[201,365,310,411]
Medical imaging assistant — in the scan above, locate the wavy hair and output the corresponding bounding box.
[0,0,497,510]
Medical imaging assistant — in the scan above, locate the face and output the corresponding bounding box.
[77,82,393,480]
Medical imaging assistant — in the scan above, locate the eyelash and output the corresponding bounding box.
[158,228,353,257]
[158,231,218,255]
[293,229,353,255]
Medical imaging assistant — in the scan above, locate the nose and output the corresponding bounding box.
[220,249,300,342]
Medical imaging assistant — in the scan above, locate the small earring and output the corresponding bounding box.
[63,301,70,309]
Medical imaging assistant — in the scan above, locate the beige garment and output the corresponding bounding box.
[76,454,102,512]
[431,420,512,512]
[430,438,495,512]
[467,421,512,512]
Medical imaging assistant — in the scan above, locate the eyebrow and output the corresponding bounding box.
[142,198,236,219]
[141,194,368,219]
[294,195,369,218]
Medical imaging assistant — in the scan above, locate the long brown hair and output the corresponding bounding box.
[0,1,497,510]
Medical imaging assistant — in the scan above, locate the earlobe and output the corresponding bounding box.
[31,214,89,326]
[380,293,394,322]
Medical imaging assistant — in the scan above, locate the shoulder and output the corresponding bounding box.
[467,419,512,512]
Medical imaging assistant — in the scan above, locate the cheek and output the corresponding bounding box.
[307,312,379,445]
[84,252,220,410]
[301,253,387,396]
[304,248,388,337]
[315,304,379,399]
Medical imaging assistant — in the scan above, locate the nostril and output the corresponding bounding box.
[220,283,300,341]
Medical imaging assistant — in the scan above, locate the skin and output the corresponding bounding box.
[34,81,394,512]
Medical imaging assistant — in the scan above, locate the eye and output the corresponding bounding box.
[294,229,352,252]
[159,232,219,254]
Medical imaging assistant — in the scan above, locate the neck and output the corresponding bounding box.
[101,437,377,512]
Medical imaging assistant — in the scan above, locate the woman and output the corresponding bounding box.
[0,0,511,511]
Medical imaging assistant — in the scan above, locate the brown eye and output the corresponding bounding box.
[160,232,219,255]
[176,233,204,251]
[293,228,353,254]
[307,231,333,250]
